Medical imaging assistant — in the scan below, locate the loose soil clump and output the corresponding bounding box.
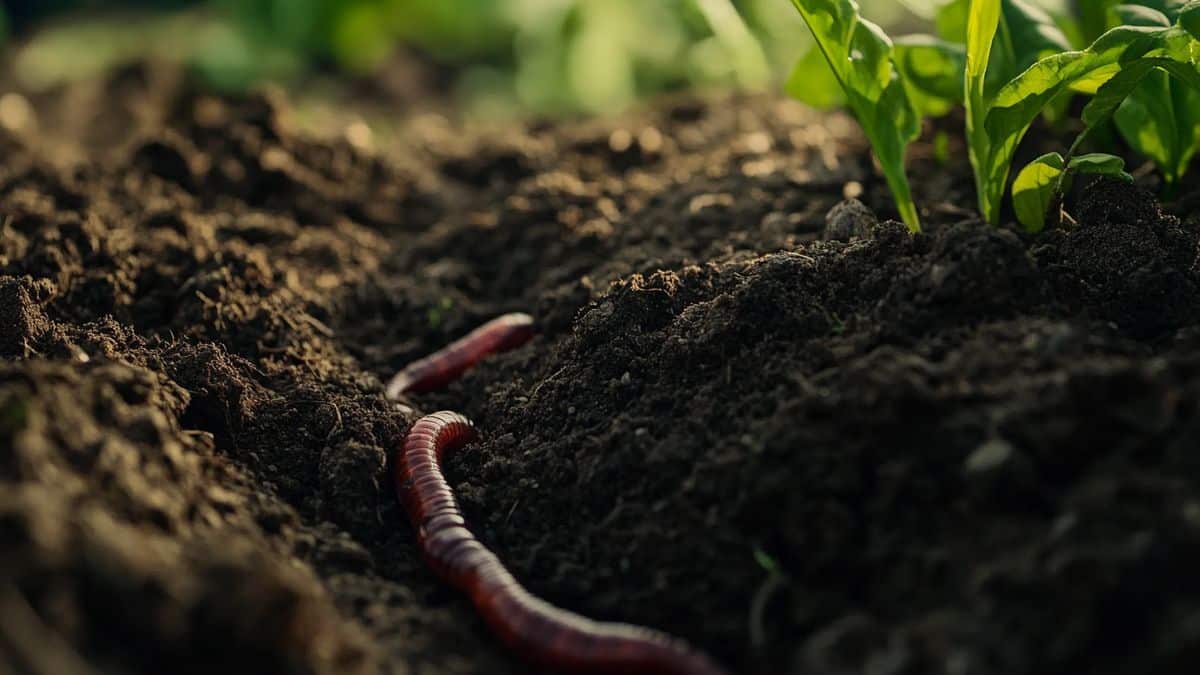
[2,68,1200,675]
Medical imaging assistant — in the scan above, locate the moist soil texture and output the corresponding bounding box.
[3,66,1200,675]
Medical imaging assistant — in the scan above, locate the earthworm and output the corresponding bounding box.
[386,313,535,398]
[395,411,728,675]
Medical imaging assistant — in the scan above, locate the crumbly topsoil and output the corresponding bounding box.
[2,65,1200,675]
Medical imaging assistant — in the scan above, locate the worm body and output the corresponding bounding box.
[395,412,727,675]
[386,313,535,398]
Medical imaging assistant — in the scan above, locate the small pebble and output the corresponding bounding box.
[823,198,878,241]
[344,121,374,152]
[1183,502,1200,529]
[689,193,734,213]
[609,129,633,153]
[637,127,664,153]
[964,439,1014,474]
[742,132,772,154]
[0,93,35,133]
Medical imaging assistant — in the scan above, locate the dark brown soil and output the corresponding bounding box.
[3,67,1200,675]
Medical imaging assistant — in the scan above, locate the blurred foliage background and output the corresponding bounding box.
[0,0,1058,118]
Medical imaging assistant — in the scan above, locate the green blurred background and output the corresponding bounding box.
[1,0,943,118]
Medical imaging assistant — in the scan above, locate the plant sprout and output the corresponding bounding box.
[787,0,1200,230]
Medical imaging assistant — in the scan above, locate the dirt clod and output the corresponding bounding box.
[1060,178,1200,336]
[823,198,878,241]
[0,276,55,357]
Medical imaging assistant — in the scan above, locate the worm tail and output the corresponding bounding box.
[395,412,726,675]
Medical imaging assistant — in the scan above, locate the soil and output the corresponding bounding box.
[3,64,1200,675]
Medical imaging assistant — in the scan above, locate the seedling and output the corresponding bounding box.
[1011,153,1131,230]
[964,0,1199,225]
[786,0,924,231]
[788,0,1200,230]
[1011,4,1200,229]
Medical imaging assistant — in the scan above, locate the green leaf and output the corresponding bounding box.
[1145,0,1195,21]
[1078,55,1200,133]
[1110,4,1172,28]
[753,547,780,573]
[1114,73,1179,180]
[933,130,951,164]
[1012,152,1131,232]
[974,23,1187,224]
[1116,72,1200,186]
[989,26,1179,119]
[845,18,894,98]
[788,0,922,230]
[939,0,1067,66]
[1068,152,1132,179]
[966,0,1074,222]
[1012,151,1065,231]
[1079,0,1122,42]
[1081,54,1200,187]
[897,0,945,20]
[966,0,1001,92]
[1085,1,1188,40]
[1055,18,1086,52]
[894,34,966,116]
[998,0,1074,78]
[1180,1,1200,40]
[936,0,970,43]
[965,0,1002,222]
[693,0,772,89]
[786,46,847,108]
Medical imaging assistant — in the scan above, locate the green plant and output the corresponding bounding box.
[1012,43,1200,229]
[784,0,1085,230]
[1106,3,1200,194]
[967,0,1111,224]
[1011,152,1131,230]
[1008,3,1200,229]
[893,34,967,116]
[788,0,1200,231]
[966,0,1200,225]
[786,0,924,230]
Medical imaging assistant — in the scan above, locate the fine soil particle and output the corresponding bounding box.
[3,69,1200,675]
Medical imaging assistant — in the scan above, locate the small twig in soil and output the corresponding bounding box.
[324,402,343,440]
[528,365,567,402]
[502,498,521,529]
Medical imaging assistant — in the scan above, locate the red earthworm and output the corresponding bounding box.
[395,411,728,675]
[386,313,535,398]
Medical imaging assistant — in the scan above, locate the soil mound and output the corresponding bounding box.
[3,68,1200,675]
